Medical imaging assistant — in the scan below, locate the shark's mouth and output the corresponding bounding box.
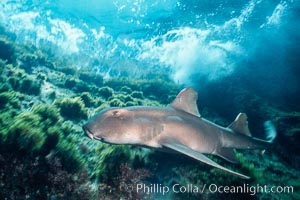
[83,126,106,142]
[84,127,94,139]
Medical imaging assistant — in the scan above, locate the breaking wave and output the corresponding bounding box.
[0,0,298,86]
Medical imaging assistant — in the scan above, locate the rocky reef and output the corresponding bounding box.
[0,30,299,200]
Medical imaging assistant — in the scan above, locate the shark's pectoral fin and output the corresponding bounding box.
[216,148,239,164]
[163,142,250,179]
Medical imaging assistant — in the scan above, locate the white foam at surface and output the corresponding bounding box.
[137,27,240,85]
[49,19,85,54]
[266,2,288,26]
[0,0,291,83]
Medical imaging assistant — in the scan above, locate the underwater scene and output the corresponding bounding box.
[0,0,299,199]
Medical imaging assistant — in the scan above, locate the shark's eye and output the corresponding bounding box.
[112,111,119,116]
[111,110,126,120]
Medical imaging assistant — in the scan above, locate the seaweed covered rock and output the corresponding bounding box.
[7,112,46,153]
[111,93,135,103]
[141,79,172,103]
[74,81,90,93]
[119,86,132,94]
[78,71,103,87]
[64,76,79,89]
[0,92,11,108]
[64,76,90,93]
[56,97,88,120]
[0,59,6,77]
[53,139,85,172]
[80,92,96,107]
[37,72,47,81]
[93,144,131,180]
[131,91,144,99]
[18,51,54,73]
[108,93,141,107]
[125,101,139,106]
[1,104,62,154]
[58,65,77,75]
[98,86,114,99]
[18,53,40,73]
[94,103,110,113]
[32,104,60,125]
[19,77,41,95]
[0,90,20,109]
[0,101,85,174]
[5,66,41,95]
[109,163,152,200]
[41,126,63,156]
[0,36,15,63]
[109,98,125,107]
[105,78,180,103]
[0,151,91,199]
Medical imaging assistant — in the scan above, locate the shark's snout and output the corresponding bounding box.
[83,125,94,140]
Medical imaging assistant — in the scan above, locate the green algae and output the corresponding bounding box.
[0,92,86,173]
[105,77,180,104]
[56,97,88,120]
[131,90,144,99]
[109,98,125,107]
[32,104,60,124]
[0,30,299,200]
[20,77,41,95]
[80,92,97,107]
[78,71,103,87]
[54,138,86,172]
[98,86,114,99]
[19,53,40,73]
[0,36,15,63]
[0,90,20,109]
[91,144,151,183]
[119,86,132,94]
[7,112,46,152]
[4,65,42,96]
[58,65,77,75]
[64,77,91,93]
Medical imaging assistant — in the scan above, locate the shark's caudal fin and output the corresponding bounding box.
[223,113,277,157]
[258,120,277,155]
[163,142,250,179]
[216,113,277,161]
[228,113,277,143]
[264,120,277,142]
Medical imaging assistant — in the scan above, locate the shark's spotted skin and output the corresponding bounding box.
[83,87,276,179]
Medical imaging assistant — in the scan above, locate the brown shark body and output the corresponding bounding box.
[83,87,275,179]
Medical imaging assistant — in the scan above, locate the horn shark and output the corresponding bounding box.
[83,87,275,179]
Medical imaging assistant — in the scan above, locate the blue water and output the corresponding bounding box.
[1,0,299,108]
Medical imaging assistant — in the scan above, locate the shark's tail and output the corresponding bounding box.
[263,120,277,143]
[217,113,277,162]
[226,113,277,147]
[256,120,277,155]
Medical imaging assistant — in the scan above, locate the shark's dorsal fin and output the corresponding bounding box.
[163,142,250,179]
[228,113,251,136]
[169,87,201,117]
